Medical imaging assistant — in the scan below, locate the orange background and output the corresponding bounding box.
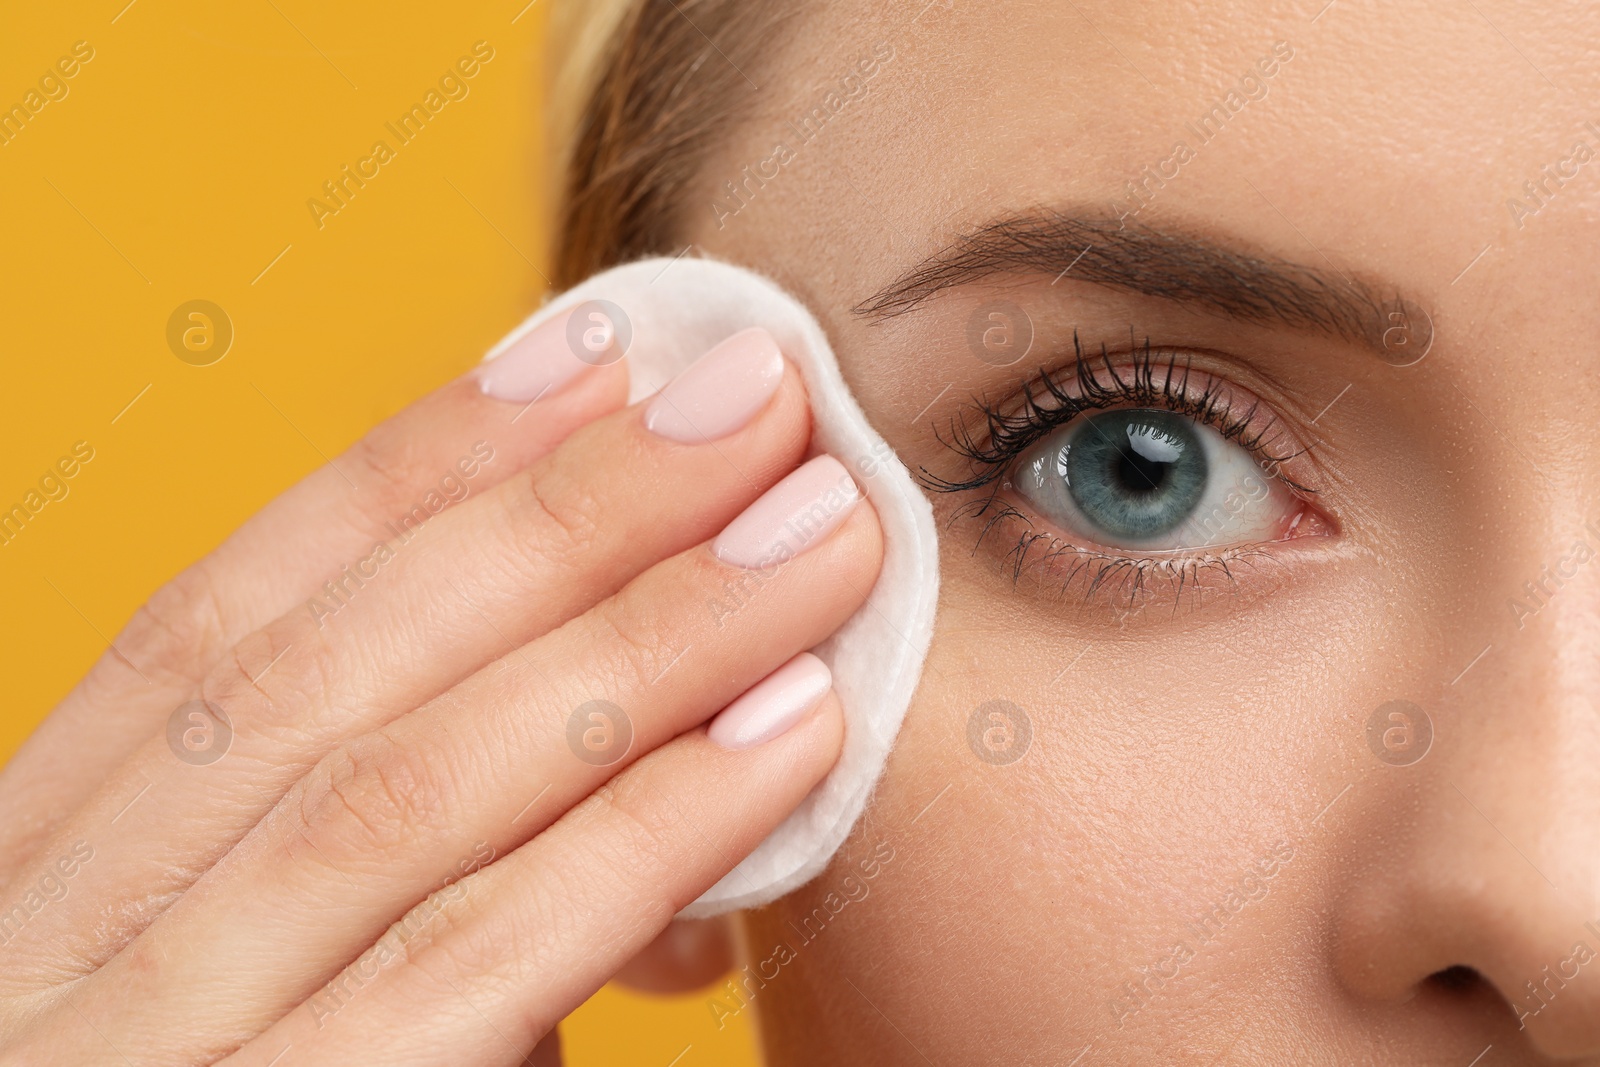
[0,2,757,1063]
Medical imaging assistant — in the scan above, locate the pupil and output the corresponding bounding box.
[1062,409,1209,544]
[1116,449,1169,494]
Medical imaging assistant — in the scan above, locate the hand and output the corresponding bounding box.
[0,323,882,1065]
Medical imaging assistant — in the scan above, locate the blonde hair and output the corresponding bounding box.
[543,0,635,200]
[542,0,802,287]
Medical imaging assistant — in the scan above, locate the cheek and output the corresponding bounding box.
[755,558,1361,1055]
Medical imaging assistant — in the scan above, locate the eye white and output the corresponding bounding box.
[1013,415,1292,552]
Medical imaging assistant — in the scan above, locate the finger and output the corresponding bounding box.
[64,470,877,1044]
[0,331,805,980]
[0,320,627,870]
[228,678,847,1067]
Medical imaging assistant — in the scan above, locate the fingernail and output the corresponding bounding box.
[644,327,785,443]
[712,455,861,569]
[708,653,832,749]
[476,309,606,403]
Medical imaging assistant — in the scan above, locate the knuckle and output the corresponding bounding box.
[392,879,472,956]
[416,897,506,981]
[199,623,328,738]
[339,425,482,543]
[291,731,453,859]
[119,567,232,682]
[518,468,604,569]
[590,590,677,692]
[344,424,432,497]
[386,875,530,990]
[580,779,680,888]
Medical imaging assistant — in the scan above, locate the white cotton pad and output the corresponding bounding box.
[484,256,940,915]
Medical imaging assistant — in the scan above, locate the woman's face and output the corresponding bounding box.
[682,0,1600,1061]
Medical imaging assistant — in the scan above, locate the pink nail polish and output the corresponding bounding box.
[708,653,832,749]
[712,455,862,569]
[476,309,602,403]
[644,327,785,443]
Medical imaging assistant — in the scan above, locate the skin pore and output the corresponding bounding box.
[671,0,1600,1062]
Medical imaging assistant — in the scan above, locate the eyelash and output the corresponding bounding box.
[920,332,1321,609]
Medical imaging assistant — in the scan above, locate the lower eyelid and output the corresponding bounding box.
[956,500,1327,614]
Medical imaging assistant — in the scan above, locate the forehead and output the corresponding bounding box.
[691,0,1598,332]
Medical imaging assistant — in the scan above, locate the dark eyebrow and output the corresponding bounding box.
[854,210,1428,355]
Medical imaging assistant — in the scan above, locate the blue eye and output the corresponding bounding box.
[1012,407,1297,552]
[1060,410,1207,541]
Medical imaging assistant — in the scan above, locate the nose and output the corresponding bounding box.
[1329,565,1600,1058]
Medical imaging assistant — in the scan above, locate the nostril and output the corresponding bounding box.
[1428,965,1484,993]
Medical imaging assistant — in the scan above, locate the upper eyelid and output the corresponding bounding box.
[921,338,1320,497]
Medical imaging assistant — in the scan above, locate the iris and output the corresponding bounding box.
[1017,406,1203,547]
[1060,409,1207,541]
